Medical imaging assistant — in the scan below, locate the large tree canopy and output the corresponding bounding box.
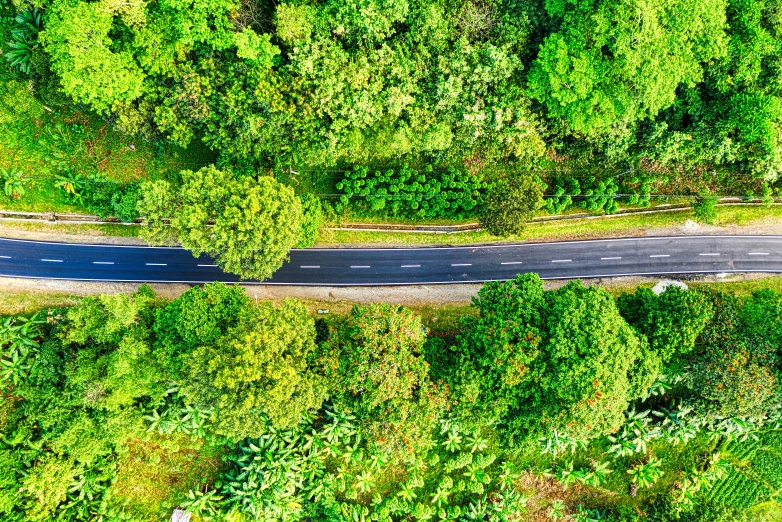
[137,166,302,280]
[456,274,657,443]
[528,0,728,136]
[315,303,447,455]
[182,297,326,439]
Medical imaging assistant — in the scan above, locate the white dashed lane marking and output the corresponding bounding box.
[198,264,218,267]
[748,253,769,256]
[0,256,10,259]
[351,265,371,268]
[551,259,572,263]
[650,255,670,258]
[300,265,320,269]
[146,263,167,266]
[699,253,720,256]
[451,263,472,267]
[93,261,114,265]
[500,261,524,265]
[601,257,622,260]
[401,264,421,268]
[41,259,62,262]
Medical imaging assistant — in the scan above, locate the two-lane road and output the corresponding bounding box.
[0,236,781,285]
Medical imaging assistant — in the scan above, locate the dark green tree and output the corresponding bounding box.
[456,274,658,443]
[480,176,544,237]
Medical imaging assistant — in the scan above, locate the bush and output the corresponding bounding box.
[335,164,486,220]
[110,183,140,222]
[692,190,719,224]
[296,193,323,248]
[480,176,544,237]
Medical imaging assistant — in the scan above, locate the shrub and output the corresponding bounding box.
[335,164,486,220]
[692,189,719,224]
[296,193,323,248]
[480,176,544,237]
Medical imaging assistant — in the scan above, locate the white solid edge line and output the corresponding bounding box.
[40,259,62,262]
[401,264,421,268]
[1,234,781,252]
[300,265,320,269]
[197,264,218,267]
[500,261,523,265]
[145,263,167,266]
[2,269,782,286]
[93,261,114,265]
[551,259,572,263]
[699,253,720,256]
[601,257,621,260]
[649,255,670,258]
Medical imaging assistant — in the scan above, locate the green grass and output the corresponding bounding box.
[107,433,226,521]
[0,73,213,215]
[0,290,82,315]
[0,220,142,239]
[317,204,782,246]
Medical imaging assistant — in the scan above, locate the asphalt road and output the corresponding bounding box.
[0,236,780,286]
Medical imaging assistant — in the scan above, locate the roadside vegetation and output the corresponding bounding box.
[2,279,782,520]
[3,0,782,276]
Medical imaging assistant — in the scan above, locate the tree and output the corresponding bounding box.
[618,286,714,364]
[296,193,323,248]
[315,303,447,455]
[480,176,544,237]
[153,282,251,379]
[182,298,326,439]
[62,285,165,410]
[741,289,782,350]
[456,274,658,443]
[688,290,780,419]
[528,0,727,136]
[138,166,303,280]
[690,334,778,419]
[41,0,146,112]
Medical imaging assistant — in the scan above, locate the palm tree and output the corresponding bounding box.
[2,169,27,199]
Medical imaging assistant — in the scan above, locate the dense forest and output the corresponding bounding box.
[6,0,782,176]
[1,279,782,520]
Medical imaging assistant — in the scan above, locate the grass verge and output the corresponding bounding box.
[317,205,782,246]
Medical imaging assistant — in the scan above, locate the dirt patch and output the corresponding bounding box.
[1,273,779,308]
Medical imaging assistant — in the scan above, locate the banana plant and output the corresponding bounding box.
[2,169,27,199]
[627,457,664,489]
[539,429,586,457]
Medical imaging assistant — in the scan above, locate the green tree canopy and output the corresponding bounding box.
[41,0,146,112]
[528,0,728,136]
[689,290,780,419]
[62,285,165,410]
[618,285,714,364]
[153,282,251,379]
[137,166,302,280]
[480,176,544,237]
[315,303,447,455]
[457,274,658,443]
[182,298,326,439]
